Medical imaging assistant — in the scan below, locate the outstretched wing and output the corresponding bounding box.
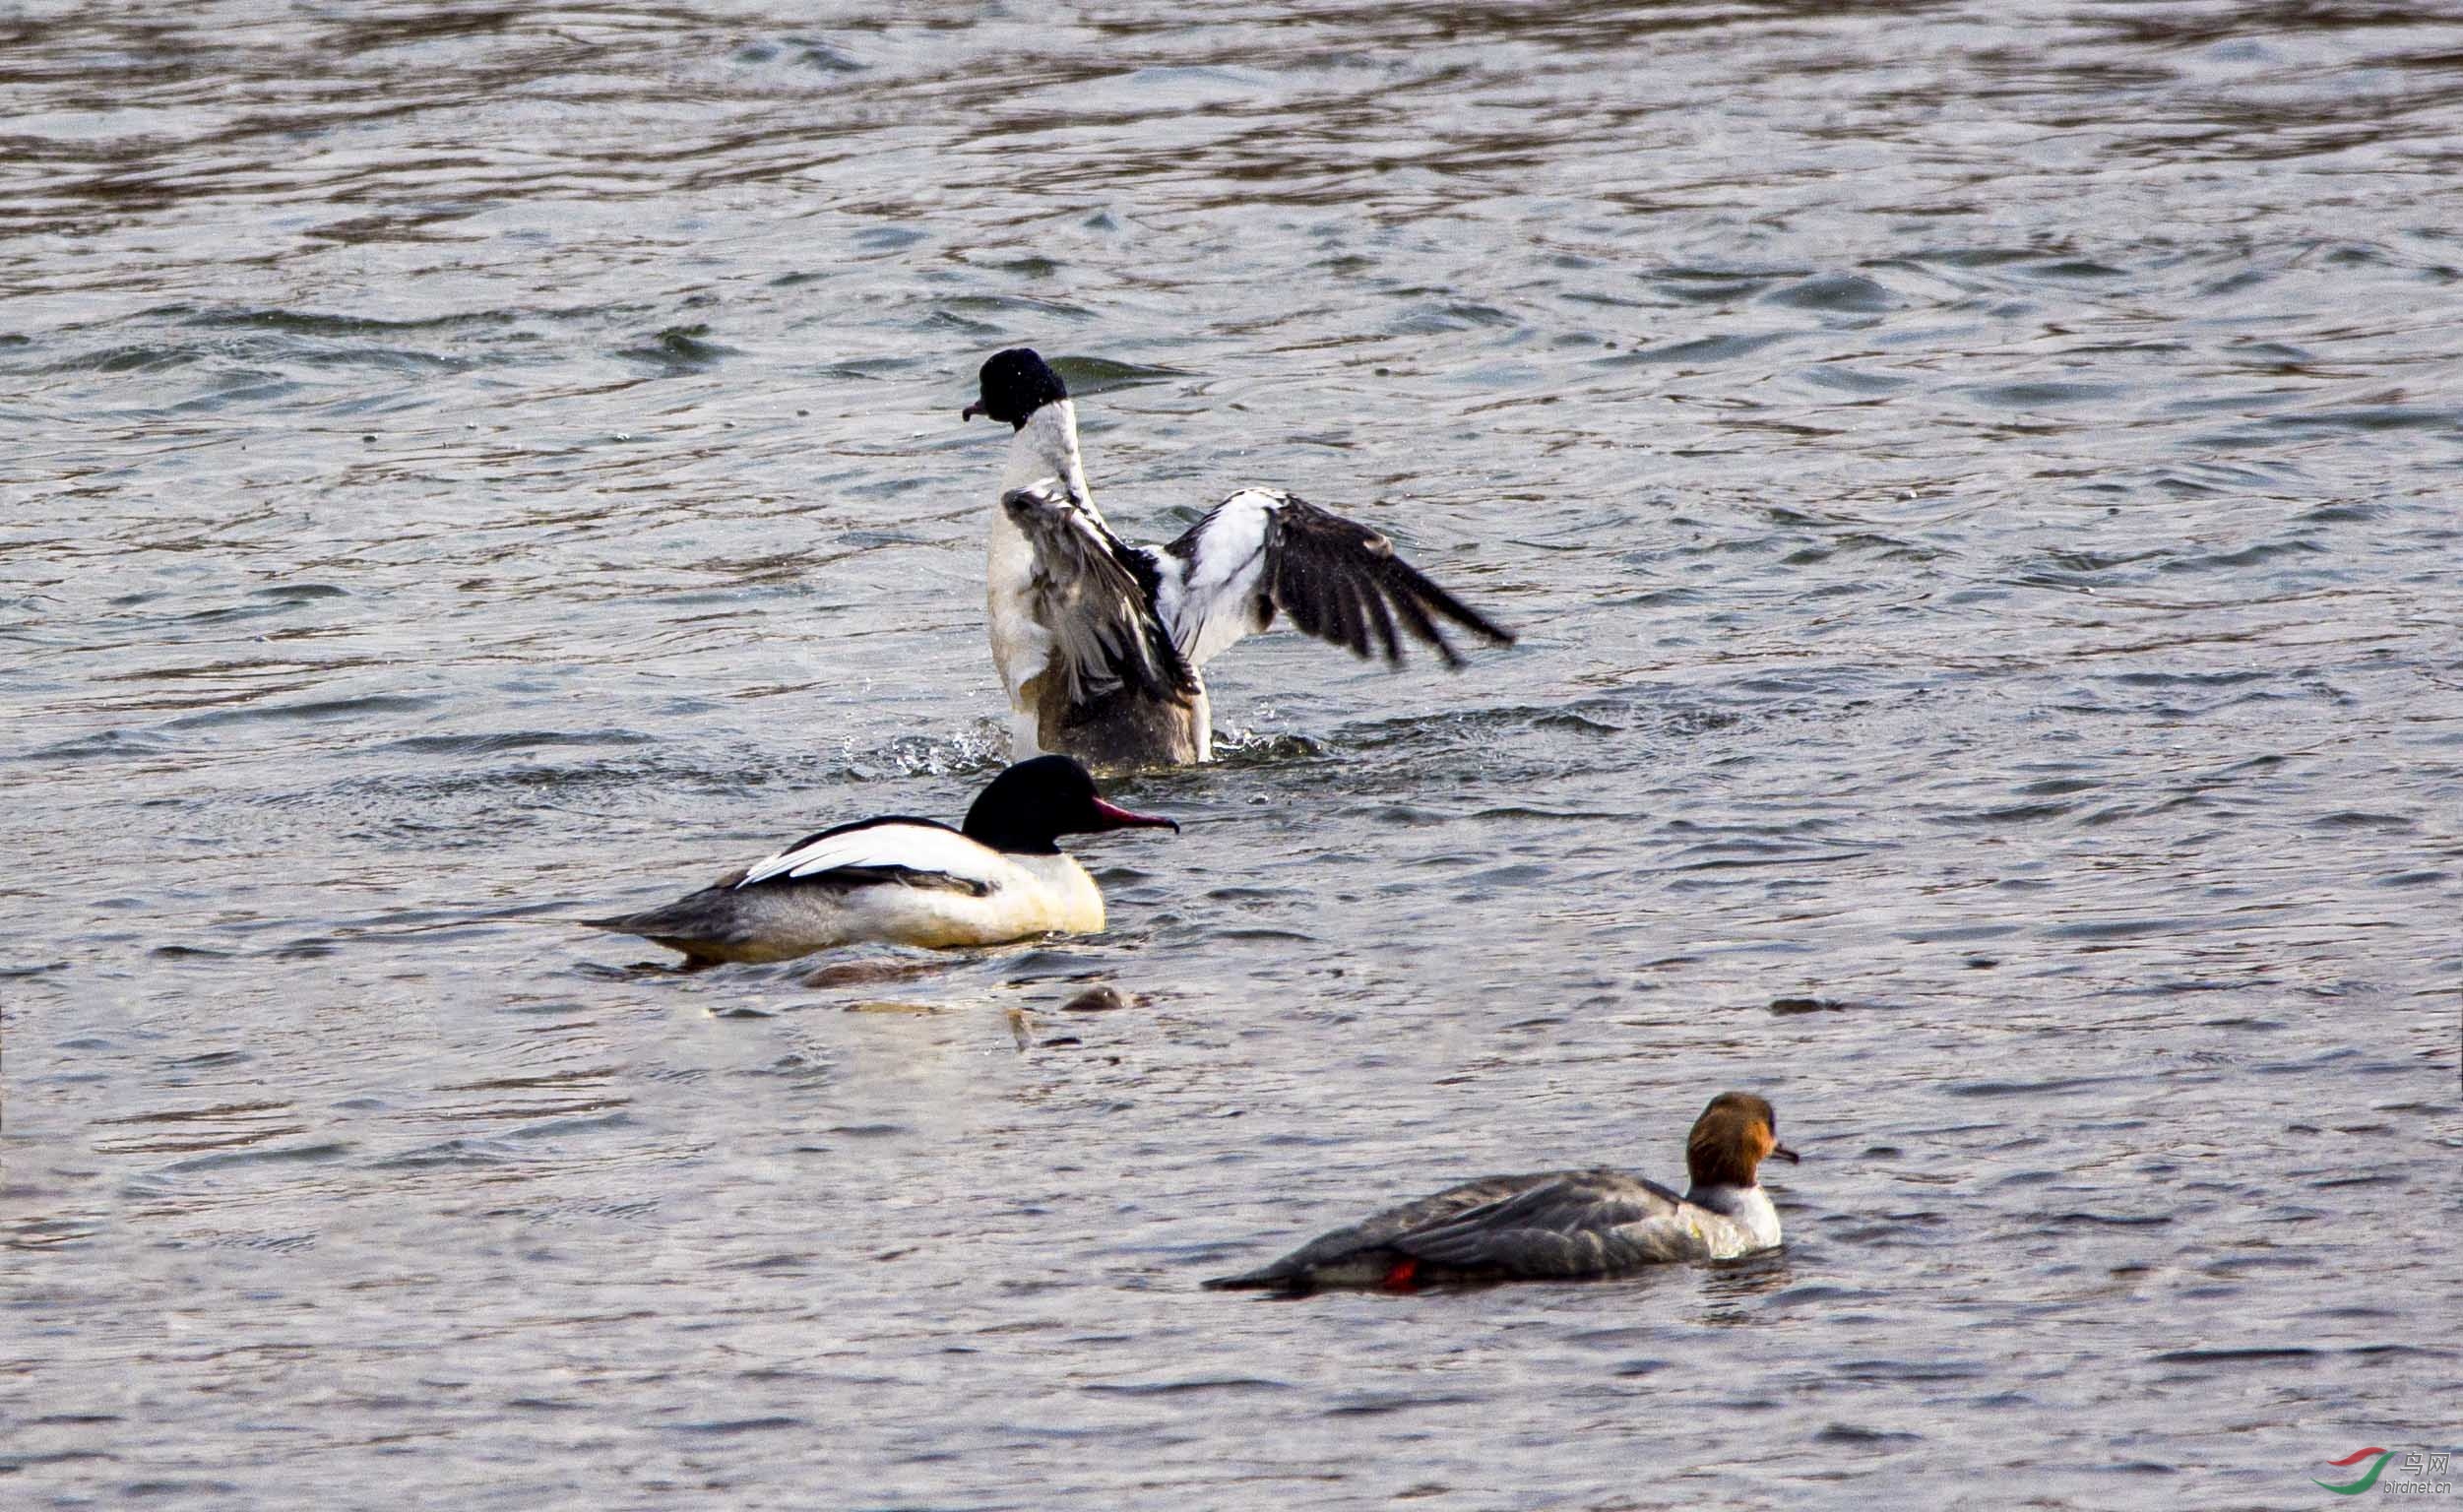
[1389,1171,1701,1276]
[1003,479,1197,708]
[734,817,1002,897]
[1156,489,1515,671]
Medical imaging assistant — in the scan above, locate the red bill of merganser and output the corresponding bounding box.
[1204,1092,1800,1293]
[961,347,1516,767]
[582,756,1177,967]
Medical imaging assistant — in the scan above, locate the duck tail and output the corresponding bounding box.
[1201,1263,1308,1292]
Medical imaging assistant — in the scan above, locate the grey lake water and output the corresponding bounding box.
[5,2,2461,1507]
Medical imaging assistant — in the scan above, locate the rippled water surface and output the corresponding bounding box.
[7,2,2462,1506]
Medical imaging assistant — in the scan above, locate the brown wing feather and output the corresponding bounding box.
[1004,483,1197,704]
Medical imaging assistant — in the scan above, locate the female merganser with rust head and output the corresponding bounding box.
[583,756,1176,967]
[1204,1091,1800,1292]
[961,346,1516,767]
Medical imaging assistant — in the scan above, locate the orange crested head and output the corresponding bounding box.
[1685,1091,1800,1189]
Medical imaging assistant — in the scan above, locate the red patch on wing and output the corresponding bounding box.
[1381,1257,1420,1291]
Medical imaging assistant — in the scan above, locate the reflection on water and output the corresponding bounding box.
[6,0,2462,1506]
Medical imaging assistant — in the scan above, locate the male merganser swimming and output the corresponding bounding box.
[1204,1091,1800,1292]
[961,347,1516,766]
[583,756,1177,967]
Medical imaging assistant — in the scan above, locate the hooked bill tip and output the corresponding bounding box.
[1092,797,1178,833]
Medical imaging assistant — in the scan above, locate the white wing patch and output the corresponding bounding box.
[735,822,1007,892]
[1157,487,1515,671]
[1155,488,1279,668]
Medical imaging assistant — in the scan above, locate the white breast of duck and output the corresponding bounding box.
[1673,1181,1784,1258]
[986,411,1210,766]
[985,401,1093,752]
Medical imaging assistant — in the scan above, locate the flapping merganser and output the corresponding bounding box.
[1204,1092,1800,1292]
[583,756,1176,967]
[962,347,1515,766]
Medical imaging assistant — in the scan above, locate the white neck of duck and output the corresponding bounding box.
[1000,401,1097,514]
[986,399,1101,757]
[1683,1182,1782,1249]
